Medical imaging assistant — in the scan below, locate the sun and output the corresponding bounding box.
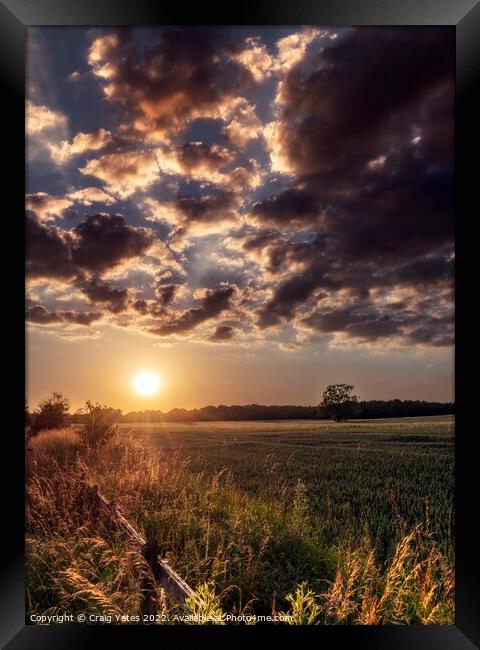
[133,371,161,396]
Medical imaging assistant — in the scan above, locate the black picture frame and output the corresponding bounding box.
[2,0,479,647]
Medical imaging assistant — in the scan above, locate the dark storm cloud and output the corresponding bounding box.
[26,27,454,349]
[72,214,154,273]
[155,284,178,306]
[27,213,154,280]
[257,249,453,336]
[158,141,235,178]
[62,311,103,326]
[302,305,401,340]
[262,27,453,256]
[131,284,180,318]
[79,277,130,313]
[257,270,323,327]
[175,191,239,225]
[148,284,235,336]
[252,27,454,345]
[269,27,453,176]
[384,254,453,287]
[132,299,154,316]
[26,304,62,324]
[301,302,452,346]
[159,190,241,239]
[209,324,235,341]
[26,303,102,327]
[322,151,454,265]
[405,315,454,347]
[241,229,327,275]
[88,27,254,141]
[26,214,75,279]
[242,229,280,252]
[250,188,319,227]
[130,283,181,319]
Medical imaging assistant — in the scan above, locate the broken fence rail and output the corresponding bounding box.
[77,460,195,616]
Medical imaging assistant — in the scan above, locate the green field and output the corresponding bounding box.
[27,416,455,623]
[118,416,455,559]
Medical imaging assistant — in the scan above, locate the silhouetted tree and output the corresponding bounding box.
[31,392,70,434]
[319,384,359,422]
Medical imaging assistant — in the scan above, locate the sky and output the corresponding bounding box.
[26,26,454,412]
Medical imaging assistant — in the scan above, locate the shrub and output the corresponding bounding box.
[31,392,70,434]
[78,401,117,448]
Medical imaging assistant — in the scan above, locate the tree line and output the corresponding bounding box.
[25,389,454,430]
[123,399,451,422]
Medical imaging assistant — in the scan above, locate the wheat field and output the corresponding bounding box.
[26,417,454,625]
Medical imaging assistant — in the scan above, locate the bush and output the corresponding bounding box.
[31,392,70,434]
[78,401,117,448]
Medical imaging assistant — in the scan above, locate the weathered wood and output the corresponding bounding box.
[76,459,194,612]
[155,558,195,609]
[140,540,160,617]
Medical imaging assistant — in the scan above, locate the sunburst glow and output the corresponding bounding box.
[133,371,161,396]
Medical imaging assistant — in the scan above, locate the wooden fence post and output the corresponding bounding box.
[140,539,160,618]
[75,460,196,615]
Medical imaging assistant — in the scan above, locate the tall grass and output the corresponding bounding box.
[26,428,454,624]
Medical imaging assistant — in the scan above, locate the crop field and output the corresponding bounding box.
[118,416,455,559]
[27,416,455,623]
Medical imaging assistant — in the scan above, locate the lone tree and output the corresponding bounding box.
[319,384,359,422]
[31,392,70,434]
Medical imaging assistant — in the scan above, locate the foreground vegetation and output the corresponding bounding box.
[120,416,455,560]
[26,419,454,624]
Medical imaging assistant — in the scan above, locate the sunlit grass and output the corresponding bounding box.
[26,423,454,624]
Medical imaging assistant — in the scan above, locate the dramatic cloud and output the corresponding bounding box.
[155,284,179,306]
[239,230,326,275]
[26,303,62,324]
[275,28,325,71]
[250,27,454,346]
[62,311,103,326]
[26,101,67,135]
[26,303,102,327]
[71,214,155,273]
[79,277,130,313]
[26,101,70,163]
[249,188,320,228]
[301,298,453,348]
[26,193,74,222]
[209,324,235,341]
[26,213,154,279]
[148,284,235,336]
[156,142,236,184]
[67,187,116,206]
[26,189,116,222]
[266,27,453,176]
[88,28,254,142]
[50,127,112,164]
[222,98,263,147]
[232,37,275,82]
[80,150,161,198]
[144,190,241,236]
[26,27,454,350]
[26,215,76,279]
